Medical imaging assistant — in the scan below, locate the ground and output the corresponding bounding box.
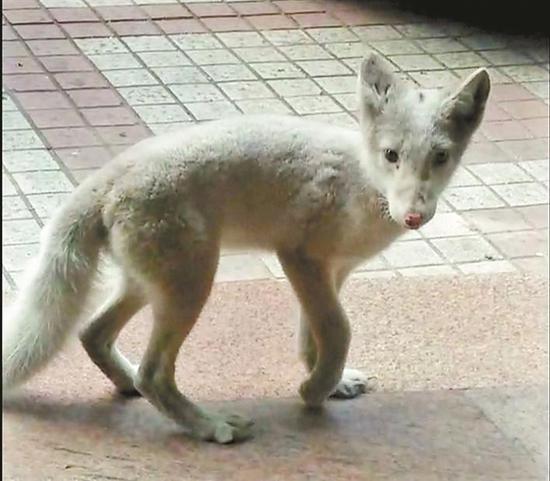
[2,0,549,479]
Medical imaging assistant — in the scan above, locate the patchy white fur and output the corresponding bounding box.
[2,53,490,443]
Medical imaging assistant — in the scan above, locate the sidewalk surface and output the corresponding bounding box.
[2,0,549,480]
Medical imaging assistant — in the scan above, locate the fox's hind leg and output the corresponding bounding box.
[130,237,253,444]
[79,275,146,395]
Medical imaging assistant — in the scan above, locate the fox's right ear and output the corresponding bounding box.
[359,52,399,119]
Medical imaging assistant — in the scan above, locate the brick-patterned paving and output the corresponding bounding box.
[2,0,549,292]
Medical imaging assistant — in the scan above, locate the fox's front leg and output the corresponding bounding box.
[278,249,351,407]
[298,262,373,400]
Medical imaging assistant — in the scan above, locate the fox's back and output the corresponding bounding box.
[100,116,371,250]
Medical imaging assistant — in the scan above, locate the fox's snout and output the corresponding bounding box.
[404,212,423,229]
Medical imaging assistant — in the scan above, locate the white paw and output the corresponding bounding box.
[194,413,254,444]
[330,368,376,399]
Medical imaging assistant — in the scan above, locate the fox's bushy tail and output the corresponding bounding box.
[2,193,106,393]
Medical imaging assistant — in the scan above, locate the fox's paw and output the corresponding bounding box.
[192,412,254,444]
[330,368,377,399]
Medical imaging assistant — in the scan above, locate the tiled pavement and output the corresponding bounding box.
[2,0,549,292]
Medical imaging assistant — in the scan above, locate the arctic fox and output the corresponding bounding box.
[3,53,490,444]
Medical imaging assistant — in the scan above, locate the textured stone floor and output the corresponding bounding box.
[3,273,549,480]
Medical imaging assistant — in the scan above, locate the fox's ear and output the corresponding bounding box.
[440,68,491,137]
[359,52,399,119]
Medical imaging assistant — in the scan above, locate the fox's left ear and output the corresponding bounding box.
[440,68,491,136]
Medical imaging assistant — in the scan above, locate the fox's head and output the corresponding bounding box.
[358,52,490,230]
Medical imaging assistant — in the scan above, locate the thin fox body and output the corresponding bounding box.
[2,53,490,444]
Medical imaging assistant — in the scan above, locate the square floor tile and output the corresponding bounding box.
[76,37,128,55]
[395,23,447,38]
[458,260,516,274]
[352,25,402,41]
[216,31,268,48]
[262,29,313,46]
[103,68,158,87]
[420,212,474,238]
[389,54,442,71]
[2,175,18,196]
[516,204,549,229]
[409,70,458,88]
[185,100,240,121]
[2,95,18,112]
[138,51,191,67]
[187,49,240,65]
[118,85,175,105]
[286,95,342,114]
[250,62,305,79]
[519,160,549,182]
[133,104,191,123]
[219,81,274,100]
[313,76,357,94]
[258,253,286,278]
[27,192,71,219]
[522,81,549,99]
[2,130,43,151]
[2,111,31,131]
[2,243,40,272]
[306,27,358,43]
[497,139,549,161]
[297,59,352,76]
[467,163,532,185]
[215,254,272,282]
[492,182,548,207]
[304,112,357,128]
[236,98,292,115]
[2,219,42,245]
[501,65,549,83]
[331,92,356,111]
[459,34,508,50]
[88,53,141,70]
[449,166,482,187]
[169,83,225,102]
[435,52,488,68]
[170,33,223,50]
[202,63,256,81]
[480,49,534,66]
[323,41,367,58]
[383,239,444,267]
[432,236,502,263]
[416,38,467,54]
[232,46,285,63]
[488,230,547,257]
[279,44,332,60]
[148,122,192,136]
[369,39,422,55]
[12,171,73,194]
[3,150,58,172]
[2,197,32,221]
[444,186,505,210]
[123,35,175,52]
[153,66,208,84]
[462,208,532,234]
[268,78,321,96]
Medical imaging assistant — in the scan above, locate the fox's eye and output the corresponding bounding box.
[384,149,399,163]
[434,151,448,166]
